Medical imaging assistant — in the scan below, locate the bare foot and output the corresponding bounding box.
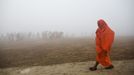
[89,67,97,71]
[105,65,114,69]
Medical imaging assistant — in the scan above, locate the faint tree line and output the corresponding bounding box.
[0,31,64,41]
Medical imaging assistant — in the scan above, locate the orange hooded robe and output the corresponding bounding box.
[96,19,115,67]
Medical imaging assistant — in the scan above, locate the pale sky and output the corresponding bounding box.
[0,0,134,36]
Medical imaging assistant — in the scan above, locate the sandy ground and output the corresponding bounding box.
[0,59,134,75]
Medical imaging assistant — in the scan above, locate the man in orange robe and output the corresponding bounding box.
[90,19,115,71]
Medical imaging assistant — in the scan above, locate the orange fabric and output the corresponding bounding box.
[96,19,115,67]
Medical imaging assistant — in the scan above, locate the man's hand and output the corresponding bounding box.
[98,50,108,57]
[102,50,107,56]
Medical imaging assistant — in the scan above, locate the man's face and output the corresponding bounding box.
[97,19,106,29]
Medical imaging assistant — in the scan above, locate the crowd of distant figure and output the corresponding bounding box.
[0,31,64,41]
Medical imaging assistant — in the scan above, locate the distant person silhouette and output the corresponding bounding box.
[90,19,115,71]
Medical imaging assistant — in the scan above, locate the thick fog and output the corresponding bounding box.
[0,0,134,36]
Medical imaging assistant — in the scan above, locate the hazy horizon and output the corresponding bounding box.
[0,0,134,36]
